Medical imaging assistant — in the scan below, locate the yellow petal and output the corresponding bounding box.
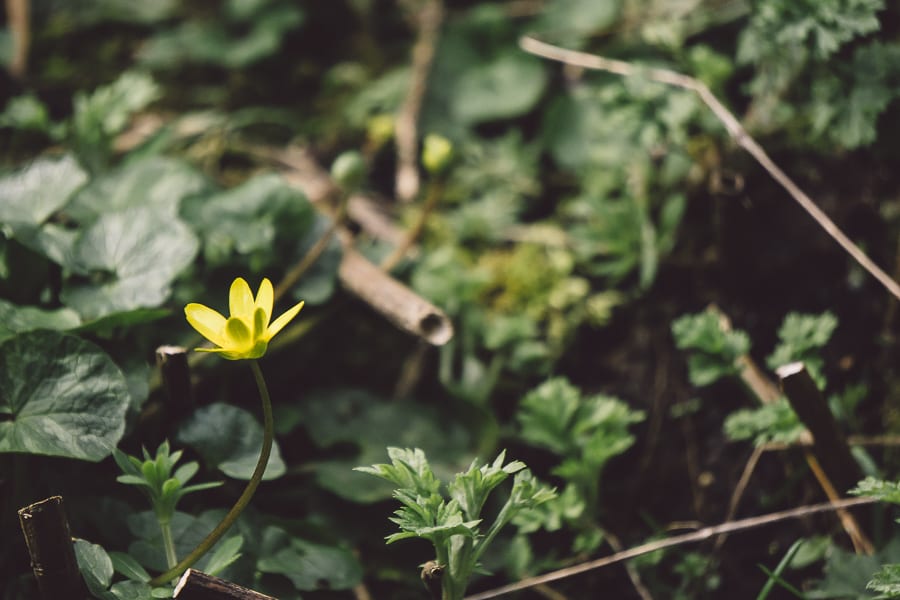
[267,300,305,339]
[224,316,253,351]
[255,278,274,325]
[229,278,255,322]
[252,306,267,340]
[185,303,229,347]
[195,347,244,360]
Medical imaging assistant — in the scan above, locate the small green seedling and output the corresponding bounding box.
[113,441,222,570]
[357,447,555,600]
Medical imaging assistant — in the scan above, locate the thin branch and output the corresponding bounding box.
[464,497,876,600]
[174,569,276,599]
[519,34,900,302]
[395,0,444,202]
[6,0,30,78]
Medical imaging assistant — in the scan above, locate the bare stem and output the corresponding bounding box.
[464,497,876,600]
[518,34,900,302]
[148,359,273,586]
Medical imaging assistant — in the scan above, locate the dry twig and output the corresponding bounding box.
[395,0,444,202]
[519,35,900,302]
[464,497,876,600]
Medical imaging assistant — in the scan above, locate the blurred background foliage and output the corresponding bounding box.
[3,0,900,598]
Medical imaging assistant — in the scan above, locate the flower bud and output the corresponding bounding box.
[421,134,453,176]
[331,150,366,190]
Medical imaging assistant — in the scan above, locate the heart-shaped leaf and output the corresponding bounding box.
[0,330,130,461]
[61,206,199,320]
[176,403,285,480]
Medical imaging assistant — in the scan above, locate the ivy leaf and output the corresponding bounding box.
[176,403,285,480]
[0,331,129,461]
[60,206,199,320]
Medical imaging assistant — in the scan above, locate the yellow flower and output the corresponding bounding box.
[185,277,304,360]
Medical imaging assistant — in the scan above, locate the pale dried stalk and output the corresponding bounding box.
[6,0,29,78]
[464,497,876,600]
[395,0,444,202]
[519,35,900,302]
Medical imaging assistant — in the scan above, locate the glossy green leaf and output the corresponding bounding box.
[75,539,115,599]
[0,154,87,231]
[257,535,362,591]
[0,331,129,460]
[202,535,243,576]
[181,173,314,270]
[176,403,285,480]
[60,206,199,320]
[109,581,155,600]
[294,388,471,502]
[451,51,548,125]
[109,552,151,583]
[0,299,81,343]
[67,156,209,226]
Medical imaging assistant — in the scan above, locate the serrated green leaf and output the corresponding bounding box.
[176,403,284,480]
[0,331,129,461]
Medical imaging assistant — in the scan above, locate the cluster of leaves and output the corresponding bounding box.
[3,0,900,597]
[357,447,556,600]
[672,309,840,445]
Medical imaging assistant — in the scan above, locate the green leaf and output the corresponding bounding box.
[256,535,362,591]
[138,4,304,69]
[723,399,805,446]
[517,378,582,455]
[176,403,285,480]
[201,535,243,576]
[0,154,87,232]
[298,388,470,502]
[71,71,161,172]
[75,539,115,598]
[672,310,750,387]
[452,51,548,125]
[0,331,129,461]
[60,206,199,320]
[534,0,622,45]
[109,551,151,583]
[182,173,314,270]
[867,564,900,596]
[766,312,837,389]
[109,581,155,600]
[66,156,209,226]
[0,299,81,343]
[850,477,900,505]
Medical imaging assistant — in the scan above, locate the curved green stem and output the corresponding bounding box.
[149,359,273,586]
